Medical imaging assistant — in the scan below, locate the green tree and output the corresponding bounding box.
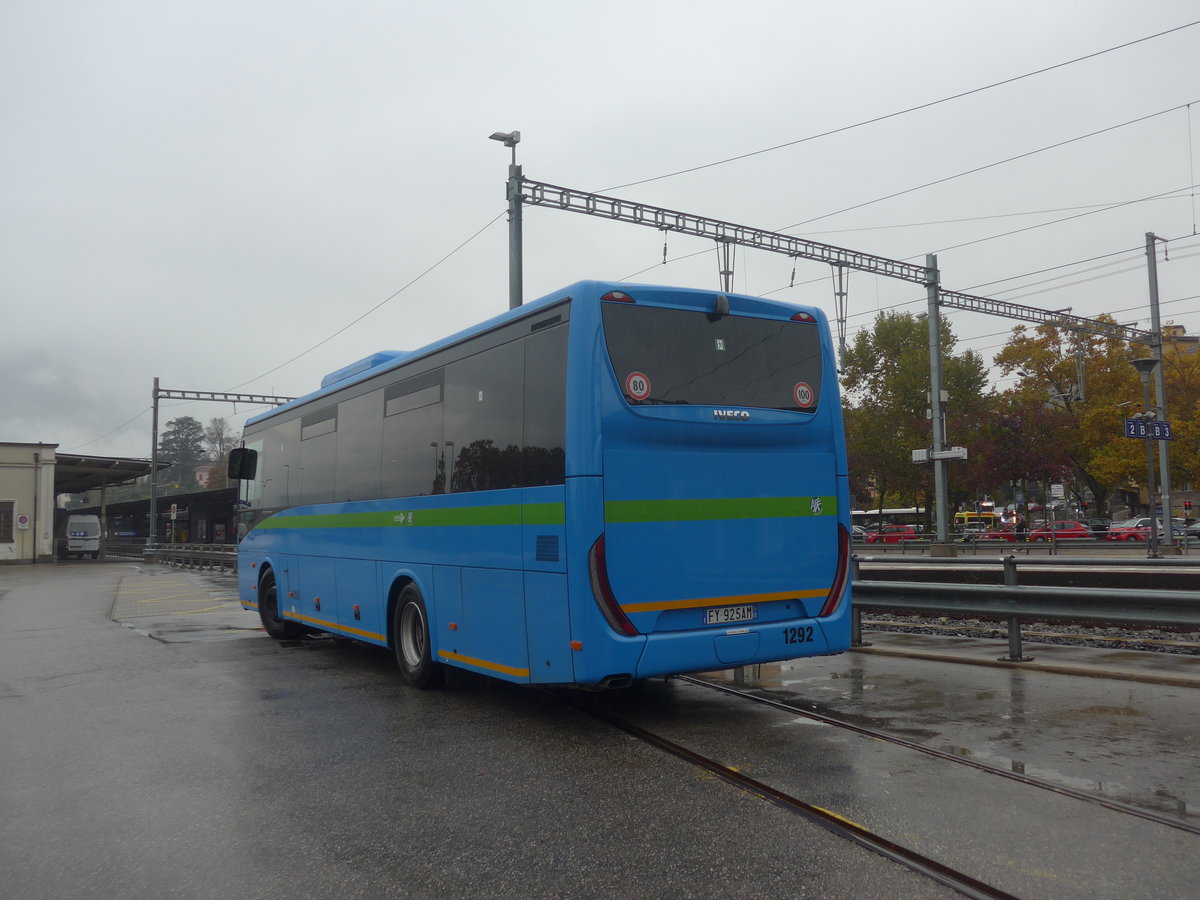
[202,417,238,490]
[1160,337,1200,499]
[158,416,205,494]
[993,320,1141,516]
[840,311,988,522]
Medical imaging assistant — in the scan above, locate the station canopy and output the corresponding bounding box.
[54,454,167,494]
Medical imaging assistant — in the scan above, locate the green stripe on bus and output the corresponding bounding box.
[257,502,565,530]
[605,496,837,524]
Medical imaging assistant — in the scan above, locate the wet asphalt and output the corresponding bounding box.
[2,561,1197,898]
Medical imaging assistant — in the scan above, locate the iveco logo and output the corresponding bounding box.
[713,409,751,420]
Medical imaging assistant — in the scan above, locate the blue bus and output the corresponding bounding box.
[228,280,851,689]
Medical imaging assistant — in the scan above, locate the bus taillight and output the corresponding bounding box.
[601,291,636,303]
[818,524,851,618]
[588,534,639,636]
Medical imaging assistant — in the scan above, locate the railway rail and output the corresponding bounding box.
[557,669,1198,898]
[559,688,1019,900]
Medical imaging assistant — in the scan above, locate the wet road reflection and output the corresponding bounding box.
[695,652,1199,823]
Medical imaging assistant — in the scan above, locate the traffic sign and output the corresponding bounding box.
[1124,418,1173,440]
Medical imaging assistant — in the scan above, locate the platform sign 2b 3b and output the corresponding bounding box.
[1124,418,1173,440]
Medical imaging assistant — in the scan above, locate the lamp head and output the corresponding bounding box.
[1130,357,1159,378]
[488,130,521,148]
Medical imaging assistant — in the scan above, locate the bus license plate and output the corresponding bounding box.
[705,605,757,625]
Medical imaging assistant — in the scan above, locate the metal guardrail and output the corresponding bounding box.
[851,553,1200,661]
[855,554,1200,569]
[854,533,1195,556]
[143,543,238,573]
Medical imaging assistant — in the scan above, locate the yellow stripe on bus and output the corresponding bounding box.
[438,649,530,678]
[285,611,387,643]
[620,587,828,614]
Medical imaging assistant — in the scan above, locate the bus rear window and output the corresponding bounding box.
[601,303,823,410]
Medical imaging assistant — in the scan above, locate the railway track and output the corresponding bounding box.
[569,691,1016,900]
[677,675,1200,837]
[559,686,1017,900]
[557,667,1198,899]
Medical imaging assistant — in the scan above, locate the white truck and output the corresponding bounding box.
[60,513,101,559]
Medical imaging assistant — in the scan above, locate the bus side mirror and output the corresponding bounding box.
[228,448,258,481]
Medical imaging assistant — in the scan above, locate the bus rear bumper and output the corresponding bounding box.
[633,616,849,679]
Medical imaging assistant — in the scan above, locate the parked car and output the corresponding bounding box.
[976,525,1018,542]
[1028,520,1091,542]
[1105,517,1186,541]
[1107,517,1155,541]
[1087,517,1112,536]
[865,524,921,544]
[957,523,990,542]
[851,525,870,541]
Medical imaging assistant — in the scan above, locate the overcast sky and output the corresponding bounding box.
[3,1,1198,460]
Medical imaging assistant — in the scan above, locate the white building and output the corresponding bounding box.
[1,442,161,564]
[0,442,58,564]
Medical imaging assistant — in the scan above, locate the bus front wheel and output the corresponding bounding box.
[258,570,302,641]
[394,584,442,689]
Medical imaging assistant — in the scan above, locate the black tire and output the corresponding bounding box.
[258,569,302,640]
[393,584,442,689]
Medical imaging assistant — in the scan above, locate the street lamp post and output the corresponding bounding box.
[489,130,522,310]
[1131,357,1161,558]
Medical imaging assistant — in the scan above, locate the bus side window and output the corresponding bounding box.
[382,370,446,497]
[444,341,523,492]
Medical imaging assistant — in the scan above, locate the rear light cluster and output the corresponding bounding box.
[588,535,638,636]
[601,291,635,303]
[818,524,851,617]
[790,311,816,322]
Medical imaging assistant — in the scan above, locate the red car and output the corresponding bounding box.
[1028,520,1091,541]
[865,524,921,544]
[1105,517,1186,541]
[1106,517,1155,541]
[977,526,1017,542]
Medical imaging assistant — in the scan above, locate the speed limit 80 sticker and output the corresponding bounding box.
[625,371,652,401]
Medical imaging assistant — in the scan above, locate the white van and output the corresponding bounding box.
[63,514,101,559]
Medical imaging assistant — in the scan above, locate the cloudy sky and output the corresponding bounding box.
[3,1,1198,459]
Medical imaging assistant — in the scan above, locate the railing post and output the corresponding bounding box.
[851,555,869,646]
[1000,554,1031,661]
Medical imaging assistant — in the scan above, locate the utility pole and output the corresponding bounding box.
[1131,357,1162,558]
[149,377,160,546]
[489,130,522,309]
[925,254,950,547]
[1146,232,1174,545]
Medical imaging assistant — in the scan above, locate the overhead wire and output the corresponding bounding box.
[218,28,1200,395]
[225,210,507,392]
[60,407,153,453]
[922,182,1199,257]
[602,21,1200,192]
[782,103,1197,232]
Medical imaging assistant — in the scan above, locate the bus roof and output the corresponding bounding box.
[245,280,822,428]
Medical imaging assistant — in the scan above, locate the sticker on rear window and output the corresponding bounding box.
[625,372,651,400]
[794,381,815,407]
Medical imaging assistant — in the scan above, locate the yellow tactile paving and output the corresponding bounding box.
[112,573,241,620]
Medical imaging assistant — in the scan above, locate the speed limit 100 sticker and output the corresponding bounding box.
[794,382,815,407]
[625,371,652,400]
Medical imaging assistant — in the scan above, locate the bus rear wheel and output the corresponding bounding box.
[258,569,302,640]
[394,584,442,689]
